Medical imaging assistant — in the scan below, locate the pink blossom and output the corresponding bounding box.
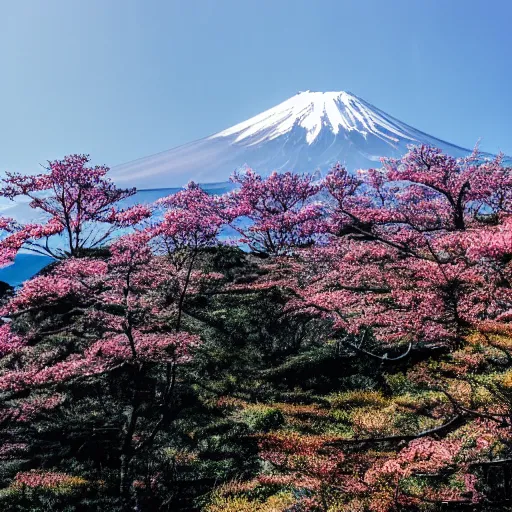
[0,154,139,259]
[0,324,25,356]
[222,170,324,255]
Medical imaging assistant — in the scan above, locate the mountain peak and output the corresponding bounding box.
[211,90,417,146]
[110,90,478,189]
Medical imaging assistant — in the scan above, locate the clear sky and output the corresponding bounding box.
[1,0,511,174]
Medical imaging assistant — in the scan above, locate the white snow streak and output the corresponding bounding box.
[211,91,418,146]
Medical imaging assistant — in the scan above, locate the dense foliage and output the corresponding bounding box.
[0,147,512,510]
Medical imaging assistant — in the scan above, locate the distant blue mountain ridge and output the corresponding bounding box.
[0,185,232,287]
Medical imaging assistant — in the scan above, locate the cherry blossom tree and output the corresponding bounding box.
[280,146,512,354]
[0,154,151,260]
[0,230,201,505]
[150,182,225,330]
[222,170,324,255]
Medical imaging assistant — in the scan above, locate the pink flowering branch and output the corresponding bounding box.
[221,170,324,255]
[0,154,145,260]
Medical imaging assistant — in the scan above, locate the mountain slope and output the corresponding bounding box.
[110,90,477,189]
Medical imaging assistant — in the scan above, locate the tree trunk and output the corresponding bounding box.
[119,401,139,506]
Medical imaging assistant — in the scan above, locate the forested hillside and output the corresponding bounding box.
[0,147,511,511]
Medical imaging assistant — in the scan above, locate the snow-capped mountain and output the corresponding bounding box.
[110,90,478,189]
[0,90,507,285]
[0,90,503,226]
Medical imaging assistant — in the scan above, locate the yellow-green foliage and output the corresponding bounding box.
[328,390,389,409]
[350,404,398,436]
[501,370,512,389]
[392,391,445,410]
[240,404,285,432]
[384,372,418,395]
[206,491,295,512]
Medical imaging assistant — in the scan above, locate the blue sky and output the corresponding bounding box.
[1,0,511,174]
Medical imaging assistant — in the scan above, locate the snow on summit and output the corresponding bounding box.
[212,91,418,146]
[110,90,475,189]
